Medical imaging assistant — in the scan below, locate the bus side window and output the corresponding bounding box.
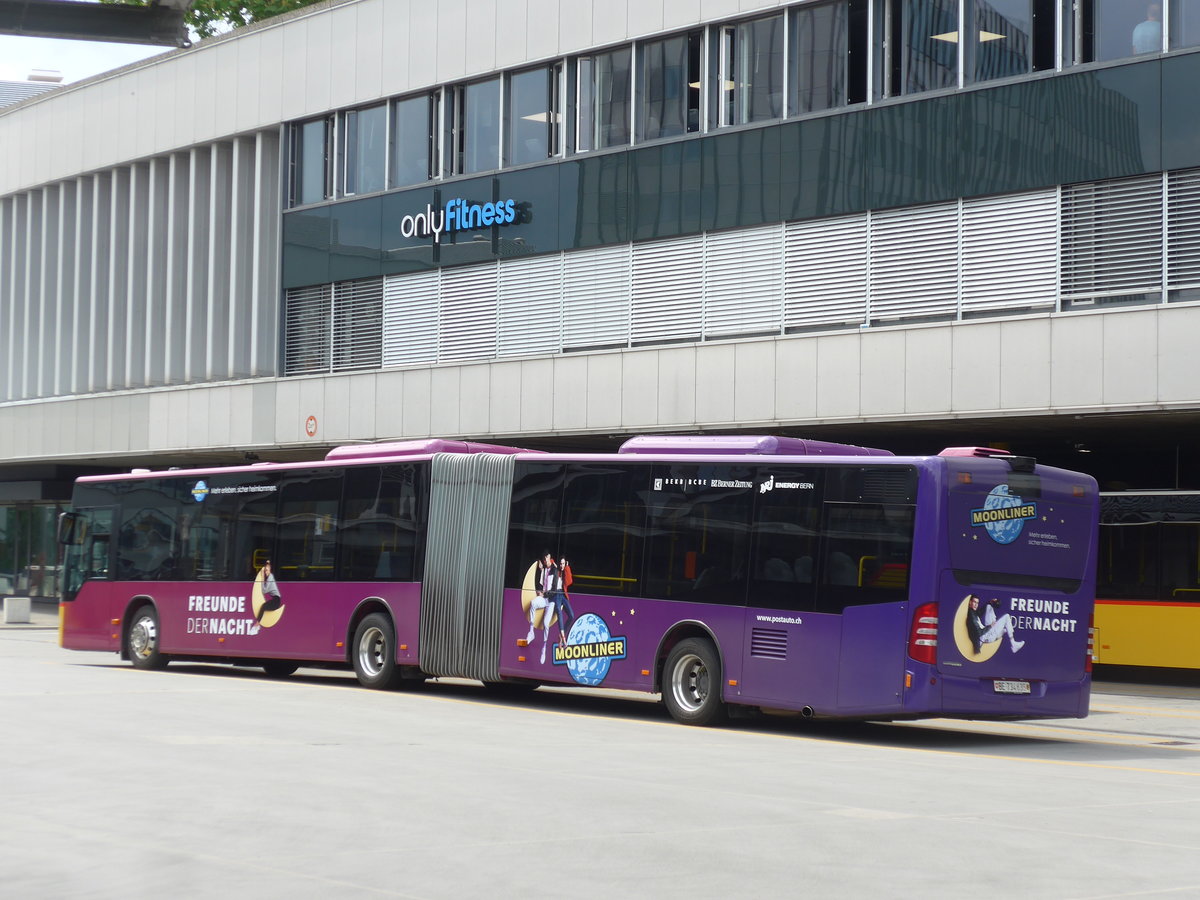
[819,502,914,612]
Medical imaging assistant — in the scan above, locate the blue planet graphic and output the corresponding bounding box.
[560,613,619,686]
[981,484,1029,544]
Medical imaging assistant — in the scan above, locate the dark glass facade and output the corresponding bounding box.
[283,54,1188,290]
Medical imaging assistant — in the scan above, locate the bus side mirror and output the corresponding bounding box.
[58,512,84,545]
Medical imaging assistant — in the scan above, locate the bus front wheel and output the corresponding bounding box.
[126,605,169,670]
[352,613,403,690]
[663,637,725,726]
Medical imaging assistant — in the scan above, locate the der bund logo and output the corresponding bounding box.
[971,484,1037,545]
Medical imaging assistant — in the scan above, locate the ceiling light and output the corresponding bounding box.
[931,30,960,42]
[978,30,1006,42]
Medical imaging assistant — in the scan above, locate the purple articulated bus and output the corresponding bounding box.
[58,434,1099,725]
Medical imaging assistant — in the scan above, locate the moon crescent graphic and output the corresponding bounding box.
[952,594,1001,662]
[251,568,285,628]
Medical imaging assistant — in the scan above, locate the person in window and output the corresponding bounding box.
[1132,3,1163,55]
[966,594,1024,654]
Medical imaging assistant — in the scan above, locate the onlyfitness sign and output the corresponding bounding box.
[399,196,519,242]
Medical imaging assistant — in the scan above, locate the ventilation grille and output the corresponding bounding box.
[750,628,788,660]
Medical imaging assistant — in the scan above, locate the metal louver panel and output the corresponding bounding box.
[961,190,1058,314]
[563,244,632,350]
[1167,169,1200,291]
[498,254,563,357]
[704,225,783,337]
[869,202,959,321]
[631,234,703,344]
[439,262,498,362]
[283,284,331,375]
[750,628,788,659]
[331,277,382,371]
[783,214,867,329]
[383,270,439,367]
[1062,174,1163,301]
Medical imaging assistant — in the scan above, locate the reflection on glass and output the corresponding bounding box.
[637,31,701,141]
[904,0,959,94]
[459,78,501,174]
[1085,0,1161,61]
[1170,0,1200,48]
[342,104,386,196]
[577,48,632,151]
[293,117,329,206]
[789,2,848,114]
[970,0,1033,81]
[390,95,432,188]
[508,66,561,166]
[718,14,785,126]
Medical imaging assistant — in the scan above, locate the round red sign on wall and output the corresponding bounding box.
[305,415,318,438]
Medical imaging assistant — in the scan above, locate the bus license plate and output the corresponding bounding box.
[994,680,1031,695]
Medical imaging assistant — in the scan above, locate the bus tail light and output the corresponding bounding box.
[908,602,939,664]
[1086,615,1096,672]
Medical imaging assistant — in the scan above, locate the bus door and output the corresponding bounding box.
[738,466,841,712]
[58,506,118,650]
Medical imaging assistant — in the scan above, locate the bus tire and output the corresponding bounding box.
[126,605,169,670]
[663,637,725,726]
[352,613,402,690]
[262,660,300,678]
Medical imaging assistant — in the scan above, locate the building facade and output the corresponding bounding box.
[2,0,1200,595]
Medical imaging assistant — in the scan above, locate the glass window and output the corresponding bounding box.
[1170,0,1200,48]
[818,467,916,612]
[1097,524,1158,599]
[643,464,754,604]
[969,0,1047,82]
[225,477,279,581]
[577,47,633,152]
[452,78,502,175]
[340,104,387,197]
[276,470,340,581]
[559,464,648,598]
[115,481,186,581]
[636,31,701,142]
[748,468,823,612]
[715,14,785,127]
[507,463,565,588]
[291,117,331,207]
[1075,0,1163,62]
[391,94,436,188]
[507,65,563,166]
[876,0,959,98]
[789,2,850,114]
[340,464,426,581]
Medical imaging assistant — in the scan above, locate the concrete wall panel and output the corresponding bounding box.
[658,347,697,425]
[495,0,531,70]
[999,319,1051,411]
[459,364,493,434]
[402,368,433,437]
[951,322,1002,413]
[430,367,463,436]
[527,0,562,61]
[905,327,953,414]
[774,338,818,421]
[552,356,589,430]
[1158,306,1200,403]
[375,371,405,439]
[621,351,659,428]
[859,330,905,417]
[436,0,470,83]
[520,358,555,432]
[816,334,861,420]
[733,341,775,424]
[1050,315,1104,409]
[488,361,523,434]
[1102,310,1157,406]
[586,353,623,429]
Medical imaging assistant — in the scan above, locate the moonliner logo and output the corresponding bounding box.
[399,197,519,242]
[971,484,1038,545]
[192,480,209,503]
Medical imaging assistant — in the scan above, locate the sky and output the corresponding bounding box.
[0,34,168,85]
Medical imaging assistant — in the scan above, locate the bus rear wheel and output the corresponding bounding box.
[126,605,169,670]
[663,637,725,726]
[352,613,403,690]
[262,660,300,678]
